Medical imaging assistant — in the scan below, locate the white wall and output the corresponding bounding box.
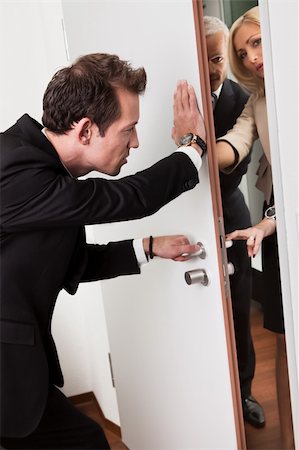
[0,1,66,129]
[51,220,119,421]
[51,287,93,396]
[52,274,120,424]
[203,0,224,20]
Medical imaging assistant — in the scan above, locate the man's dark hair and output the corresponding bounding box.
[42,53,147,135]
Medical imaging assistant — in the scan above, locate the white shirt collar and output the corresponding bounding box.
[213,83,223,99]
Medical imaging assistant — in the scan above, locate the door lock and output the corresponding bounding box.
[184,269,209,286]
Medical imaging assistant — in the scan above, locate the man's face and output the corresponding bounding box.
[206,31,228,92]
[87,88,140,176]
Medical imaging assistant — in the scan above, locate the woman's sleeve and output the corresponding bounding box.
[217,95,258,174]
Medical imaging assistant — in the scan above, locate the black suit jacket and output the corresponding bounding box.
[214,80,255,397]
[0,114,199,438]
[215,79,252,231]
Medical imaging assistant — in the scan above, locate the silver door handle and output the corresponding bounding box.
[182,242,206,259]
[196,242,206,259]
[184,269,209,286]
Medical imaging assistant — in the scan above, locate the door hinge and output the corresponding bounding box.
[108,353,115,388]
[218,217,231,299]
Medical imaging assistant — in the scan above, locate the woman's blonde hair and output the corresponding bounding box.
[228,6,265,96]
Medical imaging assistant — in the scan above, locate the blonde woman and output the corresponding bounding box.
[173,6,294,449]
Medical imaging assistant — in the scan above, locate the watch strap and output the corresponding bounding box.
[193,135,207,155]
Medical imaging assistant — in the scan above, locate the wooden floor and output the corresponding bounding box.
[244,301,281,450]
[74,301,282,450]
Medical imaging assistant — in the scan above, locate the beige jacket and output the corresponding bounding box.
[219,94,273,204]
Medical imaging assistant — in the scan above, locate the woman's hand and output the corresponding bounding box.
[172,80,206,150]
[226,218,276,257]
[143,235,200,261]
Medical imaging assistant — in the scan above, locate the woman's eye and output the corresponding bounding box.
[253,37,261,47]
[239,52,246,61]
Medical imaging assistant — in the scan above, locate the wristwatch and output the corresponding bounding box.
[179,133,207,155]
[264,206,276,220]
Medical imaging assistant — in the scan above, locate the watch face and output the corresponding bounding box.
[179,133,193,146]
[265,206,276,219]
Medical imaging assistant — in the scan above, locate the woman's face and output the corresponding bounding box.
[233,22,264,79]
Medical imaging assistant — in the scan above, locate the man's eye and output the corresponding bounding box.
[211,56,224,64]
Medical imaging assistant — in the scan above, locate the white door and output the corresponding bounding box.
[62,1,243,449]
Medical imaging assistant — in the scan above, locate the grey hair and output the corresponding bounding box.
[203,16,229,39]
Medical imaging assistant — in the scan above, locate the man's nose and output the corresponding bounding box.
[130,128,139,149]
[208,60,217,75]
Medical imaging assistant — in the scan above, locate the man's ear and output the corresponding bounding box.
[77,118,93,145]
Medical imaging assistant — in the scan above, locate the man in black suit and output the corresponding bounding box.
[204,16,265,428]
[0,53,206,449]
